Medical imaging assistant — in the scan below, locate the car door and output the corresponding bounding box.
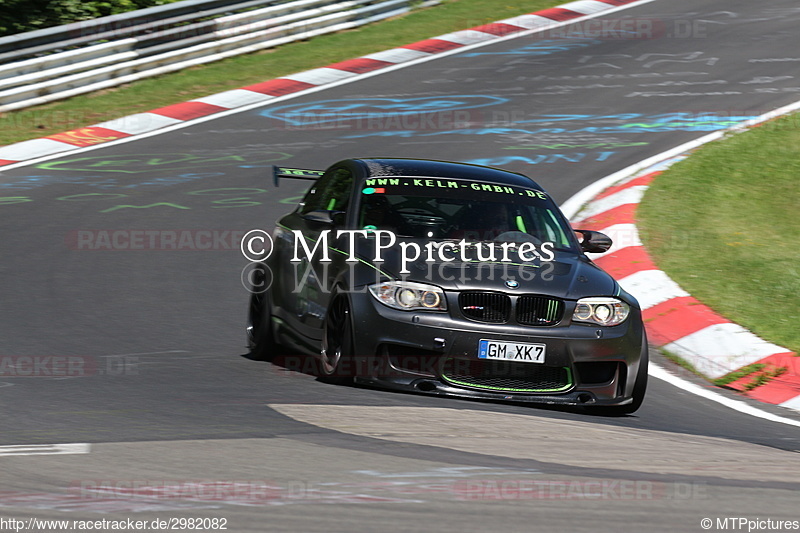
[273,165,355,342]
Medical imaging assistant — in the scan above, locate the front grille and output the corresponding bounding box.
[459,292,510,323]
[516,295,564,326]
[442,358,572,392]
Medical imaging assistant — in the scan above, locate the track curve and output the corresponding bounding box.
[2,0,800,530]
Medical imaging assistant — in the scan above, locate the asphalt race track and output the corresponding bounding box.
[2,0,800,531]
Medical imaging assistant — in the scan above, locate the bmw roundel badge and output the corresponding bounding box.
[505,279,519,289]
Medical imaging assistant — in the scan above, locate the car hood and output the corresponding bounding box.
[353,238,619,301]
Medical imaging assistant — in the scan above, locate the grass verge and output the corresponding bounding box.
[0,0,560,147]
[712,363,765,387]
[660,349,704,379]
[638,113,800,355]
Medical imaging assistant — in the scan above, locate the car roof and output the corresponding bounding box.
[350,158,545,191]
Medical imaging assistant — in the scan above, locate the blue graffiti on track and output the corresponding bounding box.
[260,96,508,126]
[341,113,760,139]
[467,152,616,166]
[459,38,601,57]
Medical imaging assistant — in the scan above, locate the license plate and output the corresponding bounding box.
[478,339,546,363]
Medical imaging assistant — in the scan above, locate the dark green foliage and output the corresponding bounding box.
[0,0,179,36]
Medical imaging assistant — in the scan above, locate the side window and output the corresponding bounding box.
[535,208,571,247]
[299,168,353,214]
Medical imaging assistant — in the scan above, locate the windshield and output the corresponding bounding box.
[357,176,579,252]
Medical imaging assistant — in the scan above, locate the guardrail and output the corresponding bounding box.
[0,0,438,113]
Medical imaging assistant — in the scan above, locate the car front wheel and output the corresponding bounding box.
[318,291,355,384]
[246,265,277,361]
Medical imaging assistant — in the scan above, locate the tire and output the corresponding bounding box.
[585,335,648,416]
[246,265,277,361]
[318,291,355,384]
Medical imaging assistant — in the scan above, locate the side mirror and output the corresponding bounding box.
[575,229,613,253]
[302,210,346,226]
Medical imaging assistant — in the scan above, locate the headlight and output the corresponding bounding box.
[368,281,447,311]
[572,297,629,326]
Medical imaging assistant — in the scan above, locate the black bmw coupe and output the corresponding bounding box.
[245,158,647,414]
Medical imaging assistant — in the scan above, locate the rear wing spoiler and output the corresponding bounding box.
[273,166,324,186]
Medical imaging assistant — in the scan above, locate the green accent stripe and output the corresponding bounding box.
[330,247,394,278]
[515,215,527,233]
[546,299,559,322]
[443,367,573,393]
[466,261,540,268]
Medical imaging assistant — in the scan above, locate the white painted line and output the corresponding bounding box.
[649,363,800,428]
[572,185,647,223]
[663,323,787,379]
[93,112,182,135]
[618,269,689,310]
[191,89,274,108]
[642,156,687,173]
[0,443,90,456]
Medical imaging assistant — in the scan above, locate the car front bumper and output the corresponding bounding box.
[345,290,645,407]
